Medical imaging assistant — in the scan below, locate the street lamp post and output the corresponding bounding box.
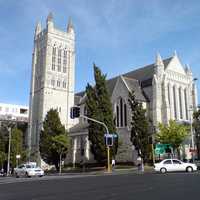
[6,127,11,176]
[188,78,198,162]
[190,109,195,163]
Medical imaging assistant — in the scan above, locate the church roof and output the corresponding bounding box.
[124,57,172,82]
[75,57,173,104]
[122,77,147,102]
[74,95,82,105]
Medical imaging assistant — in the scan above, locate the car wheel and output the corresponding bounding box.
[15,173,19,178]
[39,175,43,177]
[25,172,31,178]
[160,168,167,173]
[186,166,193,172]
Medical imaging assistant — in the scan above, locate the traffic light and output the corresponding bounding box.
[70,106,80,119]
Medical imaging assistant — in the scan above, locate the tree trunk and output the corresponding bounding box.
[59,153,62,174]
[197,143,200,160]
[177,148,181,160]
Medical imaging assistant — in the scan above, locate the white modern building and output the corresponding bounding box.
[28,13,75,155]
[0,103,28,122]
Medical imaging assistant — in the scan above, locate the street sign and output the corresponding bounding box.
[154,144,172,155]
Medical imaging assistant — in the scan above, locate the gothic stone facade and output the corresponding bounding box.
[28,13,75,155]
[68,52,198,164]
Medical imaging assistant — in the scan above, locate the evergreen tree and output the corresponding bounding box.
[85,64,117,163]
[0,133,6,170]
[128,91,149,162]
[40,109,67,171]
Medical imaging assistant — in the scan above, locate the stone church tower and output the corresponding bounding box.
[28,13,75,155]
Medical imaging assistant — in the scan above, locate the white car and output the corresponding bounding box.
[154,159,198,173]
[14,163,44,178]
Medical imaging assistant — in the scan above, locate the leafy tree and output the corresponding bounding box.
[128,91,149,162]
[10,128,25,167]
[156,120,188,158]
[85,64,117,163]
[40,109,67,171]
[0,133,6,170]
[52,134,70,173]
[193,110,200,159]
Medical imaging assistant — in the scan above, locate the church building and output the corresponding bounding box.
[69,52,198,164]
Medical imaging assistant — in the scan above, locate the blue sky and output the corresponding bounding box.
[0,0,200,106]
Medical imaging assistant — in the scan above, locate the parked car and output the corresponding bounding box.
[0,169,6,177]
[14,163,44,178]
[154,159,198,173]
[194,160,200,170]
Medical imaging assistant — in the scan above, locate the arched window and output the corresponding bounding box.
[57,49,62,72]
[116,105,119,127]
[173,86,177,119]
[184,89,188,120]
[52,47,56,71]
[115,97,127,128]
[63,50,67,73]
[124,103,127,126]
[120,98,123,127]
[179,87,183,119]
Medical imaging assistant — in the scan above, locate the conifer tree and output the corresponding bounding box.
[85,64,117,163]
[128,91,149,162]
[40,109,67,171]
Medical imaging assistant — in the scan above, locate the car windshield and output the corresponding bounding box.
[26,165,36,168]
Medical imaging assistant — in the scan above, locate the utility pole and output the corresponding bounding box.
[7,127,11,176]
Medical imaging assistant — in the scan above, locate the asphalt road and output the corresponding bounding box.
[0,172,200,200]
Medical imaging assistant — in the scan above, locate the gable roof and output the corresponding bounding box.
[75,57,173,104]
[122,77,147,102]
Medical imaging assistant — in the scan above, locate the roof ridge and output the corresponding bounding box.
[122,76,138,81]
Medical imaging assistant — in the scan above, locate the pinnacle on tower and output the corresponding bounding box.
[35,21,42,36]
[67,17,74,33]
[46,12,54,30]
[46,12,53,23]
[185,64,192,74]
[173,50,177,57]
[155,52,164,66]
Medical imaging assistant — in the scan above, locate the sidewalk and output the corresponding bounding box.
[46,165,154,176]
